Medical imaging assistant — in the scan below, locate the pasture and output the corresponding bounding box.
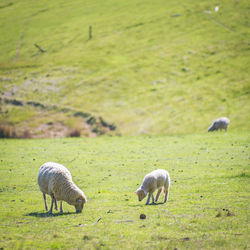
[0,132,249,249]
[0,0,249,136]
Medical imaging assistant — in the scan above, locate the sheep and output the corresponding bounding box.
[37,162,87,214]
[135,169,170,205]
[208,117,230,132]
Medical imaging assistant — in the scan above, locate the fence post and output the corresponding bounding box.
[89,25,92,40]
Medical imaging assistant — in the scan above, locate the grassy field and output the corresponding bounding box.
[0,0,249,136]
[0,1,249,249]
[0,132,249,249]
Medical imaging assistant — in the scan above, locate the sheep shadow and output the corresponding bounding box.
[129,202,165,207]
[25,211,75,217]
[149,202,165,206]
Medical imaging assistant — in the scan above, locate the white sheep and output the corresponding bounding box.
[37,162,87,214]
[208,117,230,132]
[135,169,170,205]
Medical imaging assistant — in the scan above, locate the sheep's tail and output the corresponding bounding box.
[167,172,171,187]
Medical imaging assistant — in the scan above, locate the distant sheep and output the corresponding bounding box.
[37,162,87,214]
[135,169,170,205]
[208,117,230,132]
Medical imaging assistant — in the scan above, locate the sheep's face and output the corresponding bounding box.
[136,189,147,201]
[208,125,215,132]
[74,198,86,213]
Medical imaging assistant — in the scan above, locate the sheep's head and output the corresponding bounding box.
[135,188,147,202]
[74,196,87,213]
[208,125,215,132]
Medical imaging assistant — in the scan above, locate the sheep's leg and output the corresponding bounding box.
[48,195,55,214]
[60,201,63,213]
[146,193,151,205]
[54,199,58,211]
[43,193,48,211]
[164,187,169,203]
[155,188,162,202]
[151,194,155,204]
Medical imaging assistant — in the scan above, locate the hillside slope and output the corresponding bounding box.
[0,0,249,136]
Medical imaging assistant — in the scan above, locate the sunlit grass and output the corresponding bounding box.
[0,132,249,248]
[0,0,249,135]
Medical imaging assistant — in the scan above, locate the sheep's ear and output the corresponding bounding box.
[134,191,137,195]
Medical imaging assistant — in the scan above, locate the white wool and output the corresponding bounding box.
[136,169,170,205]
[37,162,87,213]
[208,117,230,132]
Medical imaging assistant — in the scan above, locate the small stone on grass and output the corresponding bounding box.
[140,214,146,219]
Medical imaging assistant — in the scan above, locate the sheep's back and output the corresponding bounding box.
[143,169,170,190]
[215,117,230,125]
[38,162,72,195]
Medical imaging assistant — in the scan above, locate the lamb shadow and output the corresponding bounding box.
[129,202,165,207]
[148,202,165,206]
[25,211,75,217]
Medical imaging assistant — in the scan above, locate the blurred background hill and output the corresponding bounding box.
[0,0,249,137]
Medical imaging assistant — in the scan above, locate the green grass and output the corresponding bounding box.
[0,132,249,249]
[0,0,249,135]
[0,1,249,248]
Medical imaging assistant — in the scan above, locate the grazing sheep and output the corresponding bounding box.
[208,117,230,132]
[135,169,170,205]
[37,162,87,214]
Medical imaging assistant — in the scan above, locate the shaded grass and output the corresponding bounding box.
[25,212,75,217]
[0,132,249,249]
[227,172,250,179]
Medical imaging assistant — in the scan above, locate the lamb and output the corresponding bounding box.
[37,162,87,214]
[208,117,230,132]
[135,169,170,205]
